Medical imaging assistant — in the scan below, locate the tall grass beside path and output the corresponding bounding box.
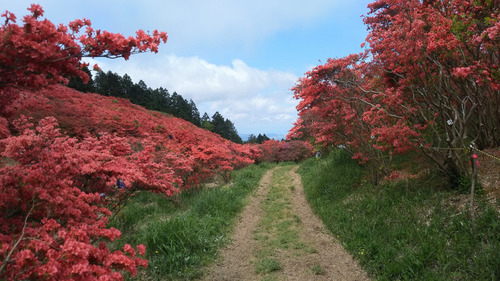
[109,163,273,280]
[298,150,500,280]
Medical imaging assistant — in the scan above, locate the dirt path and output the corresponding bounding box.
[201,165,370,281]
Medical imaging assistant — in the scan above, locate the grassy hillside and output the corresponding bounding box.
[298,149,500,280]
[108,163,273,280]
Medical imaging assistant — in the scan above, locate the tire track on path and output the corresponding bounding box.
[283,166,370,280]
[201,167,277,280]
[201,165,370,280]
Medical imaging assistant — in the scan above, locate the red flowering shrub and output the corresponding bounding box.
[276,140,314,162]
[1,84,258,281]
[0,4,167,118]
[257,140,280,163]
[0,4,167,91]
[256,140,313,163]
[0,4,170,278]
[0,116,150,280]
[289,0,500,181]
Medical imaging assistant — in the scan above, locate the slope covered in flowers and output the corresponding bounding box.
[9,84,260,191]
[0,84,259,280]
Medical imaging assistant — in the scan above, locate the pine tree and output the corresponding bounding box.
[66,66,95,93]
[188,100,201,127]
[246,134,257,143]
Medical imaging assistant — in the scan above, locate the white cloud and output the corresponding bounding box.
[275,113,294,121]
[103,55,297,99]
[86,54,299,135]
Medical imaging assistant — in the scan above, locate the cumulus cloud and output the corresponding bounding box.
[87,54,299,136]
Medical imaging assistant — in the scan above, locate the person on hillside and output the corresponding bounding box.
[116,178,126,189]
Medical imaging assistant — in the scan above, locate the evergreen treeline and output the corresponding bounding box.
[245,133,270,144]
[68,69,242,144]
[202,112,242,144]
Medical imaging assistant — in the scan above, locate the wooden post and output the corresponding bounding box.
[470,143,477,227]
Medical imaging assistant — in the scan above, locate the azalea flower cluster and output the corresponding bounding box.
[289,0,499,182]
[0,4,167,91]
[256,139,314,163]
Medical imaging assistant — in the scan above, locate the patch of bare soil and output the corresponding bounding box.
[201,166,370,280]
[477,148,500,201]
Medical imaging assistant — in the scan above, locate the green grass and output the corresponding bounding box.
[311,263,324,275]
[252,165,316,278]
[259,169,300,250]
[109,163,273,280]
[298,149,500,281]
[256,257,282,273]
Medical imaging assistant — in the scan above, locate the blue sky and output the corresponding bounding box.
[2,0,372,139]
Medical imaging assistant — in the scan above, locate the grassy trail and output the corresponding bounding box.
[202,164,369,281]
